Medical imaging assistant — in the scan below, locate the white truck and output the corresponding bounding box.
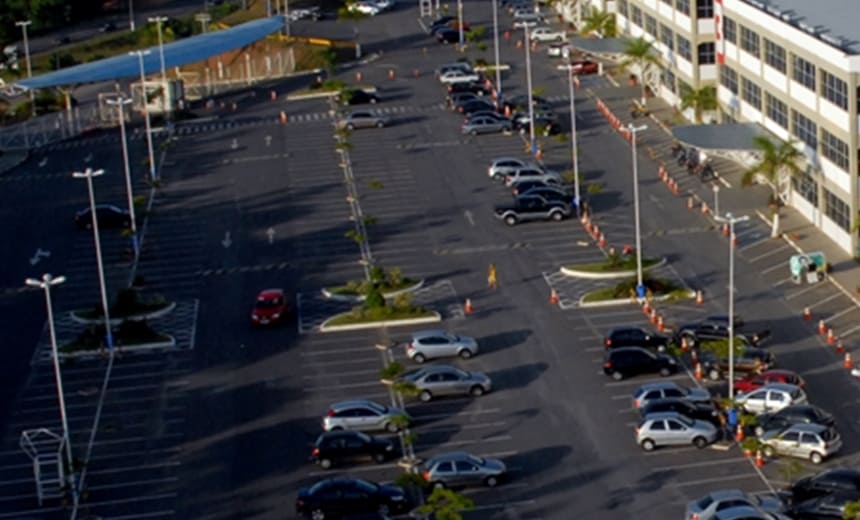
[529,26,567,42]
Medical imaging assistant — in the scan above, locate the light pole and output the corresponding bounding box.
[713,184,720,217]
[284,0,291,36]
[457,0,465,50]
[714,213,749,399]
[524,23,536,155]
[72,168,115,352]
[566,65,581,216]
[129,0,136,31]
[24,274,78,505]
[148,16,169,97]
[628,123,648,298]
[106,96,139,260]
[16,20,34,117]
[130,50,157,182]
[491,0,502,104]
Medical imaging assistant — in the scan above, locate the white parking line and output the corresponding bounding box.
[674,473,764,488]
[839,323,860,338]
[785,283,827,300]
[414,409,502,422]
[824,306,859,323]
[0,507,62,519]
[301,368,379,379]
[419,421,508,433]
[299,345,381,357]
[807,292,842,309]
[87,476,179,492]
[761,262,786,275]
[737,236,771,252]
[746,243,791,260]
[651,457,748,472]
[415,435,512,449]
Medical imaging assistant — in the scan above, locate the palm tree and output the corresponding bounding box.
[580,6,617,37]
[844,499,860,520]
[741,136,803,237]
[620,37,660,104]
[337,2,369,58]
[679,85,717,124]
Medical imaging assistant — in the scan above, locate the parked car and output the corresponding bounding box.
[447,80,488,96]
[641,398,721,427]
[295,478,409,519]
[75,204,131,229]
[461,115,512,135]
[788,492,858,519]
[311,430,395,469]
[514,185,573,202]
[712,505,791,520]
[406,330,478,363]
[435,28,461,44]
[421,452,506,489]
[503,166,561,186]
[348,1,382,15]
[604,326,669,351]
[675,315,770,347]
[502,94,551,113]
[636,411,718,451]
[400,365,491,402]
[734,369,806,395]
[602,347,678,381]
[686,489,785,520]
[488,157,538,180]
[429,15,455,30]
[513,113,560,136]
[322,400,408,433]
[337,111,389,130]
[735,383,807,415]
[785,468,860,504]
[456,99,496,116]
[632,381,711,410]
[570,59,600,75]
[100,22,117,32]
[250,288,288,326]
[438,69,480,84]
[338,89,379,105]
[494,194,572,226]
[547,41,571,58]
[530,26,566,42]
[753,404,836,437]
[510,179,564,196]
[288,6,322,20]
[699,347,775,381]
[435,62,473,78]
[761,423,842,464]
[447,92,480,108]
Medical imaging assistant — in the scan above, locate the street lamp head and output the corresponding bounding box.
[106,96,133,106]
[129,50,152,57]
[25,274,66,288]
[72,168,105,179]
[713,185,720,193]
[148,16,168,23]
[627,123,648,133]
[16,20,32,27]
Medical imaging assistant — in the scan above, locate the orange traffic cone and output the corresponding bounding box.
[550,289,559,305]
[691,349,698,363]
[649,309,658,324]
[818,319,827,335]
[731,233,738,247]
[695,290,703,305]
[700,201,708,215]
[413,68,420,78]
[687,197,694,210]
[280,111,287,124]
[642,300,651,315]
[598,233,607,248]
[836,341,844,354]
[657,316,665,332]
[694,362,703,381]
[735,424,744,442]
[755,450,765,468]
[464,298,473,314]
[803,306,811,321]
[827,328,835,345]
[680,336,689,351]
[845,352,852,369]
[270,90,277,101]
[388,69,395,79]
[721,222,729,237]
[356,71,362,82]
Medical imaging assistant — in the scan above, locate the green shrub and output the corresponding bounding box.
[364,286,385,309]
[380,362,404,380]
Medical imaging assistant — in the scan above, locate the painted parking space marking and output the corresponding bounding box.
[785,283,828,300]
[807,292,843,309]
[674,473,765,488]
[745,243,791,260]
[824,306,859,323]
[651,457,749,472]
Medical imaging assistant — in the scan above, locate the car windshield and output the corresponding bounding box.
[789,388,803,399]
[255,298,281,309]
[466,454,485,465]
[820,428,838,442]
[355,479,379,493]
[677,415,695,427]
[695,495,714,509]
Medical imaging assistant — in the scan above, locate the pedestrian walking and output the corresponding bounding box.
[487,263,498,290]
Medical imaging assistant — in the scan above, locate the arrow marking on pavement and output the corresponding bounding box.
[266,227,275,245]
[84,152,93,163]
[38,158,48,168]
[222,231,232,248]
[29,248,51,266]
[231,138,238,150]
[265,135,272,147]
[464,210,475,226]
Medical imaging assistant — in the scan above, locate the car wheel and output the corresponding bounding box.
[708,369,721,381]
[754,426,765,437]
[810,452,824,464]
[470,129,478,136]
[412,353,426,364]
[370,98,377,104]
[693,436,708,449]
[373,453,386,463]
[458,349,473,360]
[378,504,390,515]
[319,458,332,469]
[658,367,672,377]
[611,371,623,381]
[385,421,400,433]
[419,390,433,402]
[485,476,499,487]
[550,211,563,221]
[346,123,354,130]
[470,385,485,397]
[640,439,655,451]
[376,121,385,128]
[311,509,326,520]
[504,215,518,226]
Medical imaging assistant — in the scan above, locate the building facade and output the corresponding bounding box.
[605,0,860,255]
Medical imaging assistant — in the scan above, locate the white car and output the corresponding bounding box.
[513,14,544,29]
[348,1,381,15]
[735,383,807,415]
[438,69,481,84]
[530,26,566,42]
[547,42,571,58]
[488,157,539,180]
[435,62,474,78]
[372,0,395,11]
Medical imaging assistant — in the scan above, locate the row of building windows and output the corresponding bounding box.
[626,9,714,64]
[723,17,849,110]
[793,174,852,232]
[618,0,713,18]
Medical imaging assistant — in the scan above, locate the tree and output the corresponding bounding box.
[337,2,369,58]
[844,499,860,520]
[741,136,803,237]
[679,85,717,124]
[620,37,660,105]
[417,487,475,520]
[579,6,617,37]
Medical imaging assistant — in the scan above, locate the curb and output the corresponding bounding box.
[319,311,442,332]
[578,289,695,309]
[59,335,176,359]
[321,279,425,302]
[286,90,340,101]
[68,301,177,325]
[474,64,512,72]
[559,257,666,279]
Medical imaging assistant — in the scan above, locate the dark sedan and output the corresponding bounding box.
[640,398,721,427]
[754,404,835,437]
[338,89,379,105]
[436,28,460,44]
[456,99,496,116]
[311,430,395,469]
[604,326,670,352]
[296,478,408,519]
[75,205,131,230]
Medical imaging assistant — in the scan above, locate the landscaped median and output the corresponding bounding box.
[61,321,175,358]
[320,307,440,332]
[579,276,695,308]
[560,256,665,279]
[322,278,424,303]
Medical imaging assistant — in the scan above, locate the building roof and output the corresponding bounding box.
[671,123,767,151]
[12,15,287,91]
[740,0,860,55]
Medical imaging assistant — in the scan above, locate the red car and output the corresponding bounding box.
[251,288,288,326]
[570,60,599,75]
[733,369,805,395]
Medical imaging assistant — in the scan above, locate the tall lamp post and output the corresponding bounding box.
[129,0,136,31]
[72,167,114,352]
[523,23,536,155]
[148,16,169,93]
[627,123,648,298]
[24,274,78,506]
[565,64,581,216]
[130,50,157,182]
[491,0,502,104]
[457,0,465,50]
[713,184,720,217]
[15,20,34,117]
[714,212,749,399]
[106,96,139,260]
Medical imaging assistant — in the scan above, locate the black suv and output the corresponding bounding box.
[675,315,771,347]
[338,89,380,106]
[754,405,836,437]
[602,347,678,381]
[296,478,409,519]
[495,195,572,226]
[604,326,669,351]
[785,468,860,504]
[698,347,774,381]
[311,430,395,469]
[639,398,721,427]
[447,81,488,96]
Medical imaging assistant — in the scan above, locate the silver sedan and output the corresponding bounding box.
[401,365,491,402]
[462,115,512,135]
[336,111,390,130]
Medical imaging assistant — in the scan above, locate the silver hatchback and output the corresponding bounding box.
[406,330,478,363]
[636,411,718,451]
[422,452,507,489]
[336,111,390,130]
[401,365,492,402]
[760,423,842,464]
[322,400,409,433]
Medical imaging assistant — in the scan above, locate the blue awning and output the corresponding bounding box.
[672,123,768,151]
[13,15,287,90]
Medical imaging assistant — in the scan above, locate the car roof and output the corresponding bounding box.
[783,423,828,433]
[644,397,696,409]
[492,157,525,165]
[330,400,384,411]
[609,326,651,334]
[638,381,682,392]
[412,329,450,339]
[704,489,746,501]
[426,451,474,464]
[409,364,461,374]
[642,411,688,422]
[609,346,653,356]
[257,288,284,298]
[756,383,800,393]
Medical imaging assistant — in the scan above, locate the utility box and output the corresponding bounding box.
[131,79,185,114]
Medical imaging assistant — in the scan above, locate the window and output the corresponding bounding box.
[824,189,851,231]
[821,129,849,170]
[697,0,713,18]
[765,93,788,129]
[793,169,818,205]
[741,77,762,110]
[650,421,666,431]
[662,68,676,93]
[720,65,738,94]
[821,70,848,109]
[677,35,691,60]
[645,15,657,37]
[739,26,760,56]
[792,110,818,148]
[764,39,786,73]
[631,5,643,26]
[660,24,674,50]
[675,0,690,15]
[723,16,737,44]
[792,55,816,90]
[698,42,715,64]
[618,0,628,18]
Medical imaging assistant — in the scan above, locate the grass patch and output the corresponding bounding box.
[74,289,171,320]
[326,305,436,326]
[567,256,659,273]
[582,276,682,303]
[61,321,170,353]
[328,278,417,296]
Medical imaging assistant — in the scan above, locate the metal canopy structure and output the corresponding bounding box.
[671,123,768,151]
[12,15,287,91]
[569,36,629,55]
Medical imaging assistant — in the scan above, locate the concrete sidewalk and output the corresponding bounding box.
[586,78,860,310]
